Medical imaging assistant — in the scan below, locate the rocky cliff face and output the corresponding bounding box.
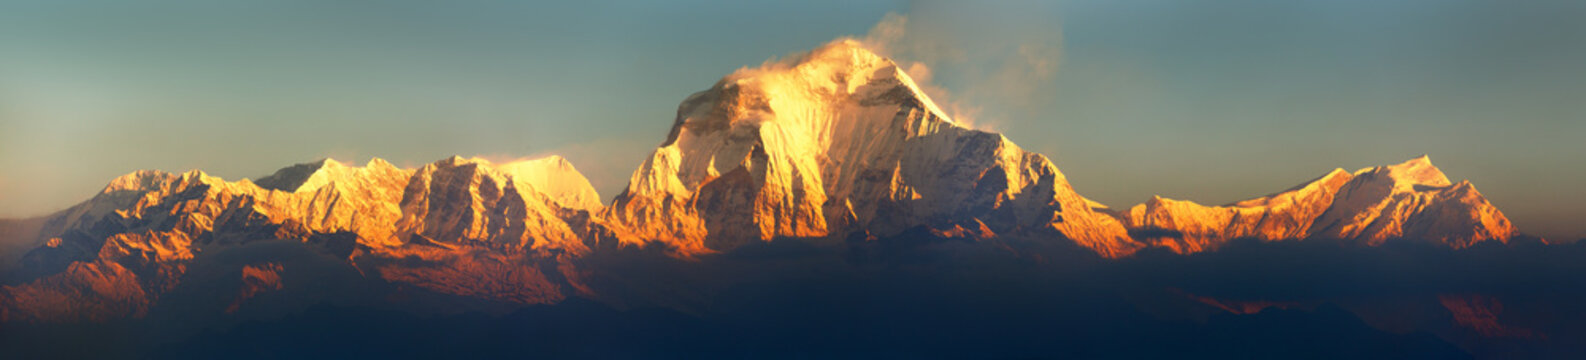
[603,40,1137,256]
[1118,156,1520,253]
[393,156,591,253]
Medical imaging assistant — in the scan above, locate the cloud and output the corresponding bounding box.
[855,3,1064,132]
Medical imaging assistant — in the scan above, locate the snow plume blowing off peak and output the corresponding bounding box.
[603,38,1137,256]
[599,32,1517,258]
[0,22,1531,339]
[853,9,1064,132]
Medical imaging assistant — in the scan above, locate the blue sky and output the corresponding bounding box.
[1,0,1582,239]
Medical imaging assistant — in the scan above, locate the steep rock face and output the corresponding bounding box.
[248,158,414,248]
[393,156,590,254]
[604,39,1136,255]
[1119,156,1519,252]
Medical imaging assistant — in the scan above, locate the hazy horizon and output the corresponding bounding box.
[2,0,1582,240]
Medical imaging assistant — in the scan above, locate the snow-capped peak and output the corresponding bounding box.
[253,158,344,193]
[607,39,1134,254]
[101,170,179,194]
[1119,155,1516,252]
[719,39,952,124]
[497,155,604,211]
[1352,154,1452,190]
[252,158,405,194]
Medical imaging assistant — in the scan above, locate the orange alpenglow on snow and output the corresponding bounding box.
[1118,155,1519,253]
[0,39,1525,322]
[603,39,1134,256]
[2,155,607,321]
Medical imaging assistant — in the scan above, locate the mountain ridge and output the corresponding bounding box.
[1117,155,1519,253]
[604,39,1137,256]
[0,39,1525,323]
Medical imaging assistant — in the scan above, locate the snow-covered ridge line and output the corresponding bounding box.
[1118,155,1520,253]
[0,39,1526,323]
[604,39,1135,255]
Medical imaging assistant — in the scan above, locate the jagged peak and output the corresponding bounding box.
[806,39,953,123]
[497,155,602,211]
[365,157,396,170]
[440,155,473,166]
[250,157,407,193]
[1143,195,1209,208]
[1352,155,1452,190]
[1226,167,1354,208]
[424,155,567,170]
[725,39,893,83]
[1133,155,1455,216]
[644,40,966,189]
[1389,155,1449,184]
[708,38,952,126]
[177,169,225,188]
[409,154,602,211]
[100,168,228,194]
[256,158,337,192]
[419,156,508,174]
[318,158,349,173]
[101,170,177,194]
[807,38,885,62]
[640,40,937,196]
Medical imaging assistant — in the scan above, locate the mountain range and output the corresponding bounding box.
[0,40,1527,326]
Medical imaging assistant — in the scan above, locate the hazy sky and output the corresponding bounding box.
[1,1,1582,240]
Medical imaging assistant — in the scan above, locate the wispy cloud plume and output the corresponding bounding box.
[856,3,1063,132]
